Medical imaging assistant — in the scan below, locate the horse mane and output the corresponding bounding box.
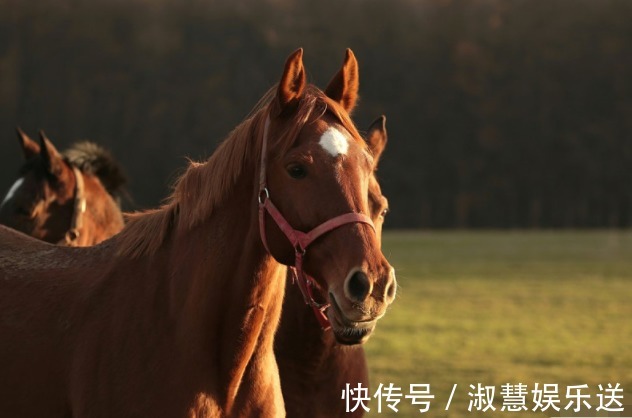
[116,85,365,259]
[63,141,127,197]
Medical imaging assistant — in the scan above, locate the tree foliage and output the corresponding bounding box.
[1,0,631,228]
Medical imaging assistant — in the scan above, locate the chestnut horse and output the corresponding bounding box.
[0,129,125,246]
[276,116,390,418]
[0,48,396,417]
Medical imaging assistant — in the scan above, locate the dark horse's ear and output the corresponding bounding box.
[16,127,40,160]
[38,130,64,178]
[366,115,388,166]
[325,49,359,114]
[275,48,306,117]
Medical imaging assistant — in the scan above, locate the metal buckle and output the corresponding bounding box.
[258,187,270,205]
[306,281,329,309]
[294,244,307,256]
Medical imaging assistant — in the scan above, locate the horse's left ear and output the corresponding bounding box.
[16,127,40,160]
[38,131,64,178]
[325,49,359,113]
[366,115,388,166]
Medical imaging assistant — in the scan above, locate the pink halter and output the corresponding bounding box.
[258,116,375,329]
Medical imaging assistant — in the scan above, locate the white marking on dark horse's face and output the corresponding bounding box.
[319,127,349,157]
[1,177,24,208]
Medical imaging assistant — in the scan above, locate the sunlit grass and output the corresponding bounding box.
[363,231,632,417]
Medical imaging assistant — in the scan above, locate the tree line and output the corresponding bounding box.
[0,0,631,228]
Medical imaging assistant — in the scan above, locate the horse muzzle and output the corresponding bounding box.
[325,265,396,344]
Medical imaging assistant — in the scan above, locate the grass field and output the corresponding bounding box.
[361,231,632,418]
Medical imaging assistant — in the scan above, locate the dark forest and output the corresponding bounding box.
[1,0,631,228]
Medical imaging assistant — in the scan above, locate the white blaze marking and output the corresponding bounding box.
[319,127,349,157]
[1,177,24,207]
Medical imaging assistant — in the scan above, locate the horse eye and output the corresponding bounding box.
[380,207,389,218]
[287,164,307,179]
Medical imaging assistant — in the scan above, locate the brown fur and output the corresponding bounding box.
[0,49,395,417]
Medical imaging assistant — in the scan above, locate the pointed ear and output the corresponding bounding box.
[275,48,306,116]
[366,115,388,166]
[39,130,64,178]
[16,127,40,159]
[325,49,359,113]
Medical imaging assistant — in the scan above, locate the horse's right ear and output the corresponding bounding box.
[39,131,64,178]
[274,48,306,117]
[16,127,40,159]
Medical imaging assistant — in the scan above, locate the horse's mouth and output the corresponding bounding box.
[328,292,376,345]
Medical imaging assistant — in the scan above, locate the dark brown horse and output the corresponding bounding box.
[0,48,395,417]
[0,129,125,246]
[276,116,390,418]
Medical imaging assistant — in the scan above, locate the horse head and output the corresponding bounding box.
[0,129,125,245]
[261,49,396,344]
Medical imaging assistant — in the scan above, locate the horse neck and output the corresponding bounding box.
[276,280,337,368]
[276,280,369,408]
[78,174,124,245]
[160,174,287,411]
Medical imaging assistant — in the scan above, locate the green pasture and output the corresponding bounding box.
[362,231,632,418]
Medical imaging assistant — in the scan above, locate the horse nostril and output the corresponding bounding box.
[386,279,396,301]
[386,269,397,302]
[346,271,371,302]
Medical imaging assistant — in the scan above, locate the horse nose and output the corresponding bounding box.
[345,270,372,303]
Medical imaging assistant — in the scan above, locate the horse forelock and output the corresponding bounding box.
[271,86,366,159]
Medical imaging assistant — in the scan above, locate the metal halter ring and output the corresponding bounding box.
[258,187,270,205]
[294,244,307,256]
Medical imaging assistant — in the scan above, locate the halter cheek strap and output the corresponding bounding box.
[257,116,375,329]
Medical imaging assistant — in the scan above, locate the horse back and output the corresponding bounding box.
[0,225,90,417]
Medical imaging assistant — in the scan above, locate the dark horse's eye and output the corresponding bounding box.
[287,164,307,179]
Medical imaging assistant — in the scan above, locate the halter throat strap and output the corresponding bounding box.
[64,166,87,246]
[257,116,375,329]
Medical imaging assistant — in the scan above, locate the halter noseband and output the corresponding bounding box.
[63,166,87,246]
[258,115,375,329]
